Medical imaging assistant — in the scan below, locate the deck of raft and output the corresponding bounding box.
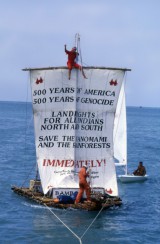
[11,186,122,211]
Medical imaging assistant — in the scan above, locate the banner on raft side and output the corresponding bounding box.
[30,68,125,195]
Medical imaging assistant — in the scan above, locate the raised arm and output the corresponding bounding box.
[64,44,67,53]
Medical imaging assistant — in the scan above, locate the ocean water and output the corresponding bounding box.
[0,101,160,244]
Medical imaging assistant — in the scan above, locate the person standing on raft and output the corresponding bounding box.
[75,165,91,204]
[64,44,87,80]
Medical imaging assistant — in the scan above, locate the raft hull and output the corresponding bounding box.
[11,186,122,211]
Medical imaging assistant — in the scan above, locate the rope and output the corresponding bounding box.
[21,163,36,188]
[75,33,80,63]
[80,195,115,241]
[44,203,82,244]
[88,166,92,189]
[75,34,89,67]
[77,34,83,67]
[75,33,85,74]
[43,195,112,243]
[80,204,104,240]
[21,72,36,188]
[22,113,36,187]
[75,33,79,51]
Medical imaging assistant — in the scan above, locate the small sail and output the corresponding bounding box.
[29,67,125,196]
[114,82,127,166]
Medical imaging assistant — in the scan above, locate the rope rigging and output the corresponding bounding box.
[75,33,85,74]
[75,33,92,189]
[43,195,115,244]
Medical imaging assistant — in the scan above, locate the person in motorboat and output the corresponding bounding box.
[75,165,91,204]
[64,44,87,80]
[133,161,146,176]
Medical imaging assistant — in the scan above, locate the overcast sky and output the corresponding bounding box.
[0,0,160,107]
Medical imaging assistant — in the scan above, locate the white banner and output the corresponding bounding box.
[30,68,125,195]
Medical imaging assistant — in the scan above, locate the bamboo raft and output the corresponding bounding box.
[11,186,122,211]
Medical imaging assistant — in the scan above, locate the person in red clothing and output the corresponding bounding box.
[64,44,87,80]
[75,165,91,204]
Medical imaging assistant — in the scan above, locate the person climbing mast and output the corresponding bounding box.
[64,44,87,80]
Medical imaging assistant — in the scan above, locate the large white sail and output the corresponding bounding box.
[30,67,125,196]
[114,82,127,166]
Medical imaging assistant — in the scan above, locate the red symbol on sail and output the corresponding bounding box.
[109,79,117,86]
[106,188,113,194]
[36,77,43,84]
